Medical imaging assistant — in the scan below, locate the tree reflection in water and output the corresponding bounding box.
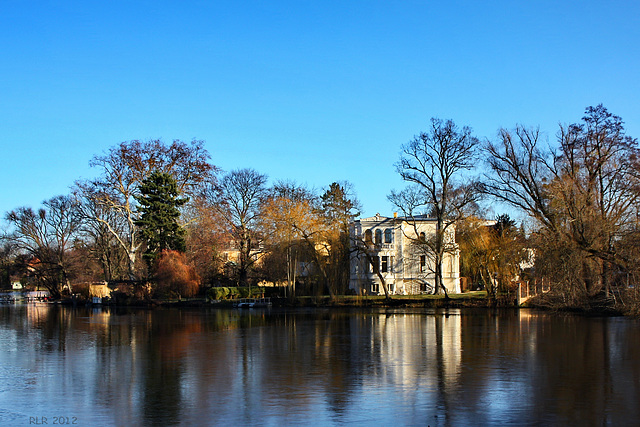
[0,306,639,426]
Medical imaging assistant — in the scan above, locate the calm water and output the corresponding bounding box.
[0,305,639,426]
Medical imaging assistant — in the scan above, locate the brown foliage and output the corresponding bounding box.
[183,195,231,284]
[154,250,201,298]
[458,215,529,298]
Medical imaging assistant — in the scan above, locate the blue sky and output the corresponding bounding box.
[2,1,639,220]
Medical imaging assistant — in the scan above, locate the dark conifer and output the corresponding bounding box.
[135,171,188,266]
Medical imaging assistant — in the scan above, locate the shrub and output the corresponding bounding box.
[208,287,230,300]
[228,287,240,298]
[154,250,201,298]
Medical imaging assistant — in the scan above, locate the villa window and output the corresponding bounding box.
[372,256,380,273]
[420,255,426,273]
[364,229,373,244]
[375,229,382,245]
[419,232,426,242]
[384,228,393,243]
[381,256,388,273]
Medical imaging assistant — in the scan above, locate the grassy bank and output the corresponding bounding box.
[290,291,507,308]
[198,291,513,309]
[95,291,628,316]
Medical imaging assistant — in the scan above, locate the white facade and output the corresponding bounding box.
[350,214,460,295]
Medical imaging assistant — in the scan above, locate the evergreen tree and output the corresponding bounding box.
[135,171,188,266]
[319,182,360,295]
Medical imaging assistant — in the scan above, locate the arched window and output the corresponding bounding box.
[364,229,373,244]
[419,232,426,242]
[375,229,382,245]
[384,228,393,243]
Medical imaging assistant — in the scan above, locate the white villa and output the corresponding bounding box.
[349,213,460,295]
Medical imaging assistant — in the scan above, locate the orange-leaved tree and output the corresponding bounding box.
[154,250,200,298]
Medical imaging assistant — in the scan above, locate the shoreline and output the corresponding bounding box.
[7,291,625,316]
[121,292,628,316]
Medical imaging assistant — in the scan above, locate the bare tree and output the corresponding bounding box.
[4,195,81,298]
[74,186,128,281]
[390,118,480,296]
[212,168,268,287]
[483,126,556,230]
[79,139,214,279]
[484,105,640,305]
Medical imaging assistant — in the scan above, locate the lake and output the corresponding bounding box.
[0,304,638,426]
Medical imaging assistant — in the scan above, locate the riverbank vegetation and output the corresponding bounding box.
[2,105,640,315]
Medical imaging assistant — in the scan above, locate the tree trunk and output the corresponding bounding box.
[433,218,448,298]
[363,249,390,300]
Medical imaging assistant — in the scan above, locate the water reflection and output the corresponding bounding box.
[0,305,638,426]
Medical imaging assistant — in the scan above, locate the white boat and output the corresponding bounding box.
[235,297,272,308]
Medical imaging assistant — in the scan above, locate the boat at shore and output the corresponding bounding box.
[234,297,272,308]
[0,290,51,304]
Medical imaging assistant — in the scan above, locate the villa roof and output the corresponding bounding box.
[355,214,436,223]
